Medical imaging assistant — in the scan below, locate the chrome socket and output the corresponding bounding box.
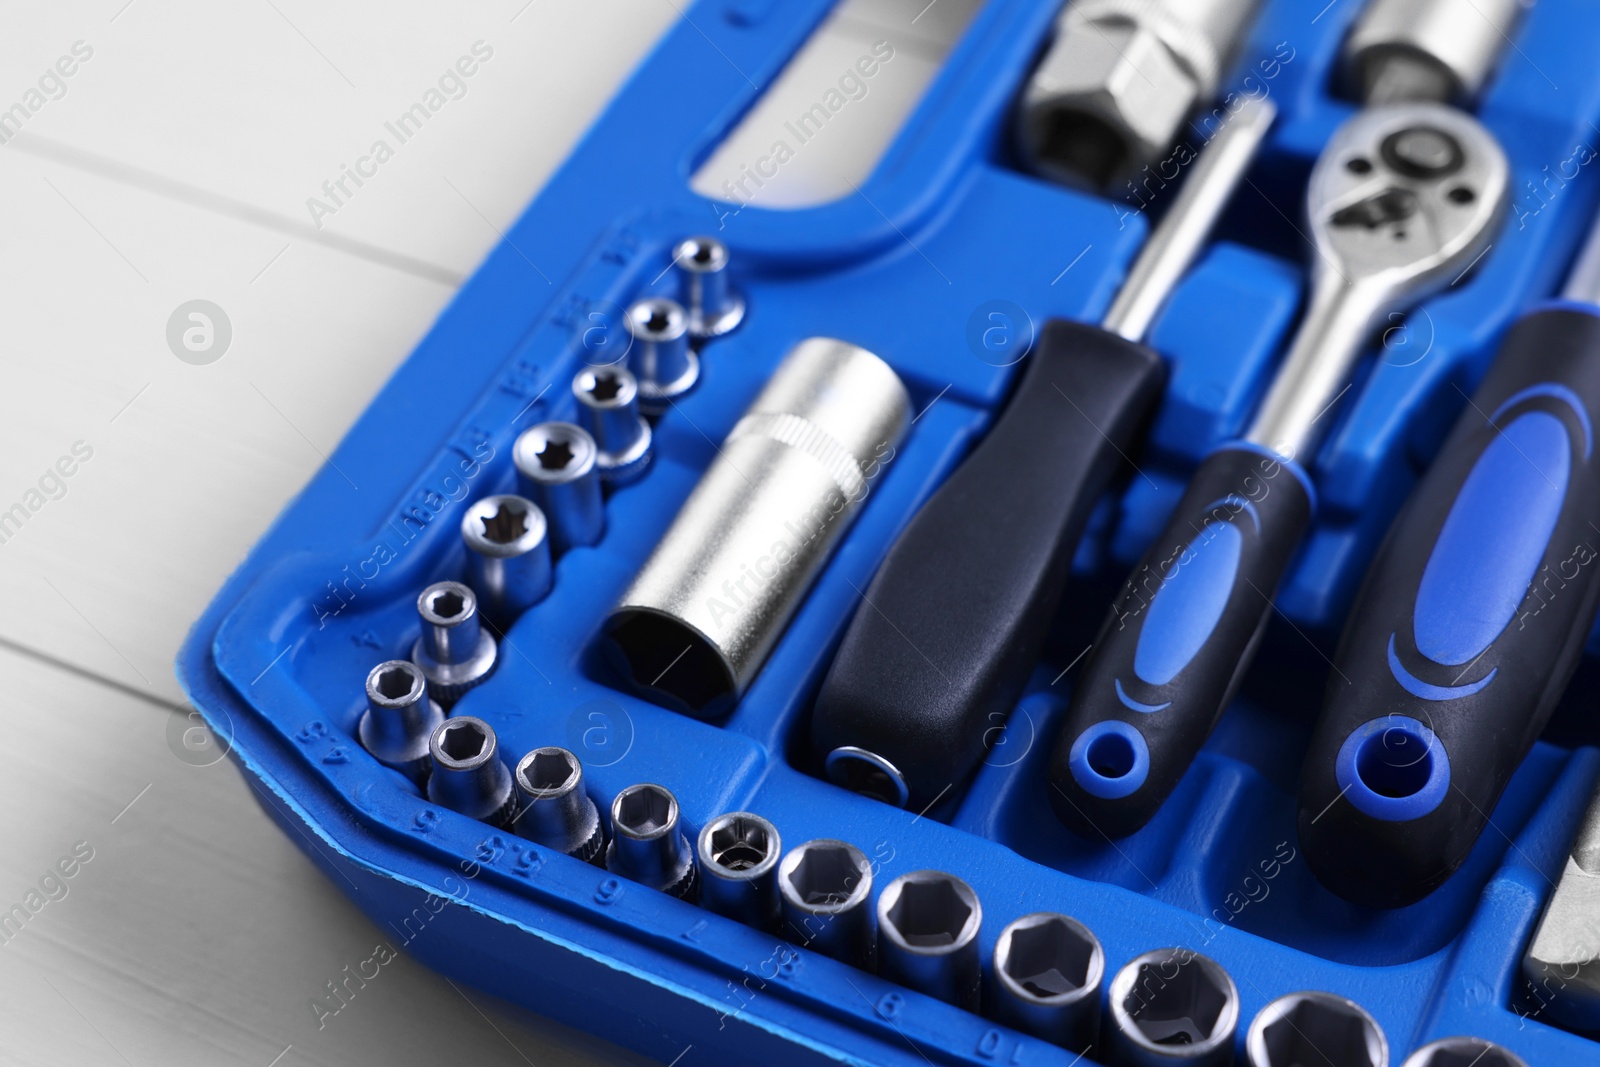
[605,783,697,900]
[426,716,515,827]
[513,421,605,553]
[1342,0,1526,106]
[625,297,697,412]
[696,812,781,929]
[1400,1039,1526,1067]
[572,366,653,485]
[674,236,744,340]
[410,581,497,707]
[512,746,604,863]
[461,494,552,629]
[877,870,982,1012]
[992,912,1105,1052]
[1247,992,1386,1067]
[357,659,444,785]
[1108,949,1239,1067]
[605,338,910,720]
[778,839,874,970]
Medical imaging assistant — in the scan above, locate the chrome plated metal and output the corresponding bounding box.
[513,421,605,552]
[357,659,444,784]
[462,494,552,627]
[696,812,782,929]
[410,581,497,707]
[605,783,697,900]
[512,747,604,863]
[426,717,515,827]
[876,871,982,1011]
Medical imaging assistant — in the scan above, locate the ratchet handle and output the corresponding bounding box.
[1049,444,1314,839]
[1300,305,1600,909]
[813,319,1166,811]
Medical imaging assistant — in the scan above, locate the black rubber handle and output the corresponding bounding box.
[812,319,1165,810]
[1299,305,1600,909]
[1047,444,1314,838]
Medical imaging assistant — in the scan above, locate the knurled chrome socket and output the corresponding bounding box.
[674,236,744,340]
[410,581,497,708]
[512,746,604,863]
[462,494,552,629]
[1342,0,1525,106]
[696,812,781,929]
[1016,0,1264,190]
[605,783,697,900]
[358,659,444,785]
[778,839,874,970]
[626,297,698,413]
[572,366,653,485]
[991,912,1105,1051]
[1108,948,1239,1067]
[604,337,910,720]
[1401,1038,1526,1067]
[426,716,515,828]
[513,421,605,553]
[1246,992,1387,1067]
[877,870,983,1012]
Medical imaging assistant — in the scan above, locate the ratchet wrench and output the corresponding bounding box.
[1048,103,1510,839]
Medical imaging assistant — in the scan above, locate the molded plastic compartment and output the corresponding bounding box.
[180,0,1600,1063]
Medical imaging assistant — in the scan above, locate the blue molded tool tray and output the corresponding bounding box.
[178,1,1600,1062]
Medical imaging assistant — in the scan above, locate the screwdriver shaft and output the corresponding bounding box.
[1102,97,1278,343]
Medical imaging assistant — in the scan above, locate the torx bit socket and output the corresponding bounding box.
[991,912,1104,1051]
[512,746,603,863]
[410,581,497,707]
[1246,992,1387,1067]
[572,366,653,485]
[1108,949,1239,1067]
[696,812,781,929]
[605,783,697,900]
[357,659,444,786]
[461,494,552,629]
[777,839,874,970]
[426,716,515,827]
[625,297,697,412]
[876,871,982,1012]
[673,236,744,340]
[513,421,605,552]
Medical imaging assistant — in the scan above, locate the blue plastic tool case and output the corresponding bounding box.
[178,1,1600,1063]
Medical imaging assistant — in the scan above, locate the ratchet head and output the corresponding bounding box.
[1307,103,1507,299]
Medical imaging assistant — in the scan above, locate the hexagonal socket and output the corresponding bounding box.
[876,871,983,1011]
[1108,948,1239,1067]
[605,783,697,900]
[1400,1038,1527,1067]
[1247,992,1387,1067]
[426,716,515,827]
[358,659,444,785]
[1016,0,1263,191]
[991,912,1104,1051]
[696,812,781,929]
[512,746,603,863]
[778,839,874,969]
[410,581,497,707]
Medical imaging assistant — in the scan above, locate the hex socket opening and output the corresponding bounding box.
[999,914,1102,1003]
[1249,992,1385,1067]
[603,609,736,719]
[705,814,777,875]
[882,874,979,951]
[1401,1038,1526,1067]
[435,719,491,766]
[1029,108,1128,190]
[781,842,869,911]
[370,662,423,704]
[612,784,678,840]
[517,748,580,797]
[1113,950,1238,1053]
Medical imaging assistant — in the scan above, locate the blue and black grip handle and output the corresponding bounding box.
[812,319,1166,811]
[1048,443,1314,839]
[1298,304,1600,909]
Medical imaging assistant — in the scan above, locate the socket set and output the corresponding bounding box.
[179,0,1600,1063]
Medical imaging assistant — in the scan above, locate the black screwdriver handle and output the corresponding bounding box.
[1047,443,1314,839]
[812,319,1166,810]
[1299,304,1600,909]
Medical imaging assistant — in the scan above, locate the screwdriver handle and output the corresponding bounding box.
[1299,304,1600,909]
[813,319,1165,810]
[1048,443,1314,838]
